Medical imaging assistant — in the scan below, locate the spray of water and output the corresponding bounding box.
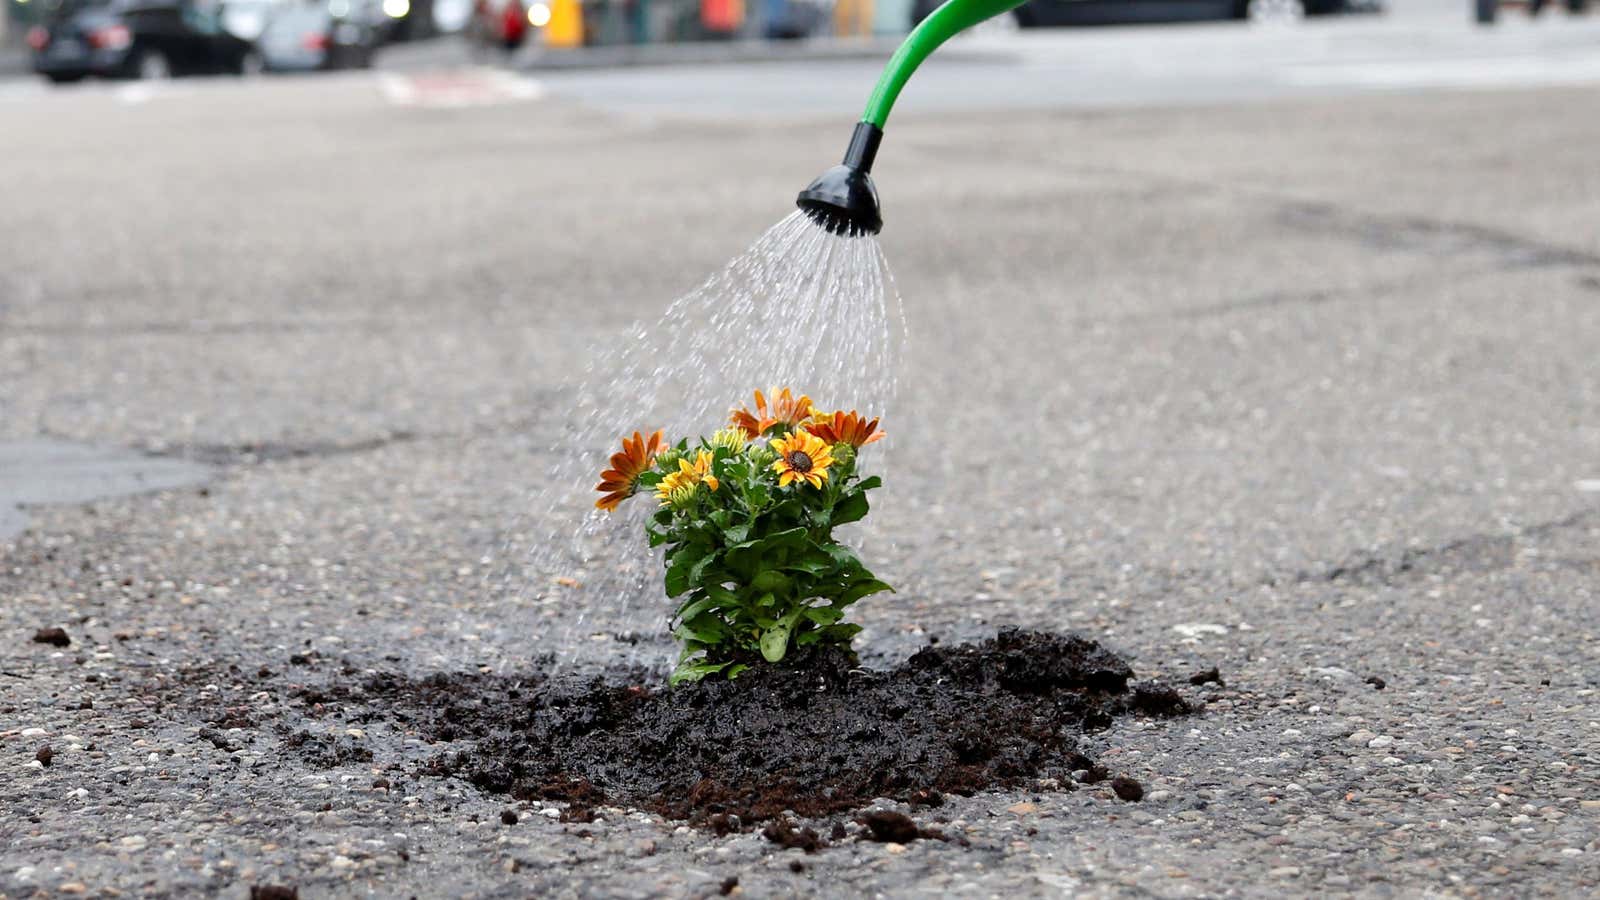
[491,212,906,673]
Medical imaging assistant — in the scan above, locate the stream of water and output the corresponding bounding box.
[492,212,906,672]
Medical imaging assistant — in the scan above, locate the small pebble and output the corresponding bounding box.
[32,627,71,648]
[1111,777,1145,802]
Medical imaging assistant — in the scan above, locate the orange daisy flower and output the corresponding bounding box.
[806,410,884,449]
[770,431,835,489]
[594,430,666,511]
[729,388,815,439]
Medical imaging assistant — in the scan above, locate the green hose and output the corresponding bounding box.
[861,0,1029,129]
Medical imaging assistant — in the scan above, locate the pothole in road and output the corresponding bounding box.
[178,629,1196,846]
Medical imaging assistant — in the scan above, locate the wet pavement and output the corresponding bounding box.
[3,27,1600,899]
[0,440,212,541]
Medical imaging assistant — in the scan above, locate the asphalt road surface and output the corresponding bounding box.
[3,13,1600,899]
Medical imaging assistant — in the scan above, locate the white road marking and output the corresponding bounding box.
[378,69,544,108]
[114,83,159,104]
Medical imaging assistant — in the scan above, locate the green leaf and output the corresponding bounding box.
[689,552,718,585]
[855,476,882,491]
[840,578,894,605]
[823,623,862,642]
[664,560,692,598]
[823,543,861,569]
[759,626,790,663]
[831,491,870,526]
[803,606,844,625]
[783,557,834,577]
[669,660,730,686]
[674,613,726,643]
[756,527,808,555]
[675,593,719,623]
[751,570,790,594]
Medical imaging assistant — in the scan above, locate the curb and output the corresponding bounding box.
[515,36,907,71]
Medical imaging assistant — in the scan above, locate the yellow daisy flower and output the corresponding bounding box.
[770,431,834,489]
[656,449,720,502]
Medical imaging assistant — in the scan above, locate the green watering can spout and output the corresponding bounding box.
[797,0,1029,236]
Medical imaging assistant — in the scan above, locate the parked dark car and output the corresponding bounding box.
[29,0,261,83]
[911,0,1356,27]
[256,0,385,71]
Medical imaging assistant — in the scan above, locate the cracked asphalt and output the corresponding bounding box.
[3,59,1600,898]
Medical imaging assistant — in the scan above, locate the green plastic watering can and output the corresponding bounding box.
[797,0,1028,235]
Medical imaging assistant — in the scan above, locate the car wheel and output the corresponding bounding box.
[134,48,172,80]
[45,72,87,84]
[1246,0,1306,21]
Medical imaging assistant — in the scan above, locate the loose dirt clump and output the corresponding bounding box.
[32,627,71,647]
[402,628,1192,828]
[151,627,1194,834]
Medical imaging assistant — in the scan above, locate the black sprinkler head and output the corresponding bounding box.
[797,122,884,236]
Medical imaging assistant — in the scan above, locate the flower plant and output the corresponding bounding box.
[595,389,892,684]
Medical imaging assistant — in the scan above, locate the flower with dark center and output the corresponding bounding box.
[769,431,834,489]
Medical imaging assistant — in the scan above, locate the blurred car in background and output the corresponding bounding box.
[911,0,1366,27]
[28,0,261,83]
[255,0,387,70]
[763,0,831,38]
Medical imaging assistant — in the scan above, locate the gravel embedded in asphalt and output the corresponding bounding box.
[2,73,1599,897]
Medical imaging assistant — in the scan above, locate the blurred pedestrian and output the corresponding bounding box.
[468,0,529,57]
[500,0,528,53]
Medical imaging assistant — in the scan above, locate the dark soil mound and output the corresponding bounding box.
[397,628,1192,827]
